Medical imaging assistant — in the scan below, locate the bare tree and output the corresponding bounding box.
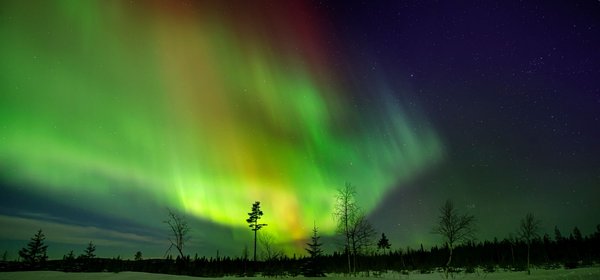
[259,232,282,261]
[506,233,517,267]
[164,208,190,259]
[333,182,358,274]
[349,213,376,273]
[518,213,541,275]
[433,200,475,278]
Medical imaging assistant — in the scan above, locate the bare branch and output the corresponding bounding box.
[164,208,190,259]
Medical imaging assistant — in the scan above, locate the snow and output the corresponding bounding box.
[1,267,599,280]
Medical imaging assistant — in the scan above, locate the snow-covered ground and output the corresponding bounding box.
[1,267,599,280]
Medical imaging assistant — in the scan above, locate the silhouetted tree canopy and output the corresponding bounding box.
[518,212,541,275]
[134,251,143,261]
[333,182,358,274]
[303,222,324,277]
[83,241,96,259]
[247,201,267,262]
[377,233,391,253]
[433,200,475,278]
[554,226,563,241]
[18,229,48,267]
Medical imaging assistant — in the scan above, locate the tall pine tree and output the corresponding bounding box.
[19,229,48,267]
[246,201,267,262]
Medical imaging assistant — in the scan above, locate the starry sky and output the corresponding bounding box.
[1,0,599,259]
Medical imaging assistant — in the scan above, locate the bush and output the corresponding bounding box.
[564,261,578,269]
[483,264,495,273]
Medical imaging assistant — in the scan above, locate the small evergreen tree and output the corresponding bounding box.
[377,233,391,254]
[18,229,48,267]
[84,241,96,259]
[303,222,324,277]
[306,223,323,257]
[62,250,76,271]
[554,226,563,241]
[1,250,8,262]
[134,251,143,261]
[63,250,75,261]
[573,227,583,242]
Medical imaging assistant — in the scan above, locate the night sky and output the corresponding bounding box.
[1,0,599,259]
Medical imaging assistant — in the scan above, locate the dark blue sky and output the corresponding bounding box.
[318,0,600,246]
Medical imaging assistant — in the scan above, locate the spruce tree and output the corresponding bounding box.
[84,241,96,259]
[63,250,75,261]
[554,226,563,241]
[18,229,48,267]
[573,227,583,242]
[303,222,324,277]
[377,233,391,254]
[62,250,75,271]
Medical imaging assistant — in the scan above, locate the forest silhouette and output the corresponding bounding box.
[2,189,599,278]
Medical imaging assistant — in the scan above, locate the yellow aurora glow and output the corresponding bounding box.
[0,1,443,252]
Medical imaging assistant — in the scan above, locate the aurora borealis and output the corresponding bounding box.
[1,1,599,259]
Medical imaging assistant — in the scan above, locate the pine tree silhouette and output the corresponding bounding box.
[134,251,143,261]
[84,241,96,259]
[554,226,563,241]
[573,227,583,242]
[18,229,48,268]
[246,201,267,262]
[303,222,325,277]
[377,233,391,254]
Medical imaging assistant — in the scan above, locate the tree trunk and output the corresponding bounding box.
[353,249,357,276]
[446,247,453,267]
[351,238,358,276]
[177,247,184,260]
[445,244,453,279]
[400,252,405,268]
[345,208,351,275]
[253,229,257,262]
[527,243,530,275]
[346,244,351,275]
[510,244,515,267]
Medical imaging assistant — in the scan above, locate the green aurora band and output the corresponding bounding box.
[0,1,443,252]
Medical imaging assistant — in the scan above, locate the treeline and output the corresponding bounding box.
[2,189,599,277]
[370,225,600,273]
[1,225,599,277]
